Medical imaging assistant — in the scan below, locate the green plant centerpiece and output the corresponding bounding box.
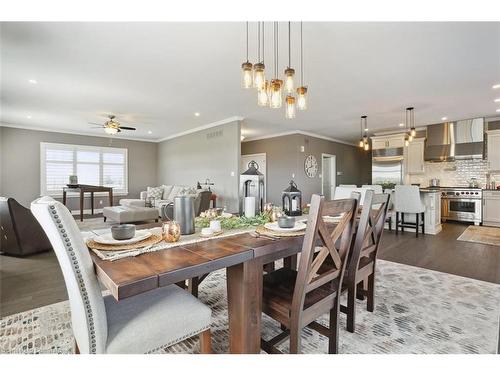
[195,212,271,230]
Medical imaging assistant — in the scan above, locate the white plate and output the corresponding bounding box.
[264,221,307,232]
[92,229,153,245]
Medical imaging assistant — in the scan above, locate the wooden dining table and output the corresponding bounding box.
[89,222,305,353]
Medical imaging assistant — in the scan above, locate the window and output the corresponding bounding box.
[40,142,128,196]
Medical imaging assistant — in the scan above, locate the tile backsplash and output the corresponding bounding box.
[409,159,489,187]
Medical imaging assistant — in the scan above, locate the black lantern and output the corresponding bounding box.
[282,180,302,216]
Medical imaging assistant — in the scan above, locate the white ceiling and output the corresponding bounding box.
[1,22,500,143]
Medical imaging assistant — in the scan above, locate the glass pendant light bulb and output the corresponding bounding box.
[285,95,296,119]
[241,62,253,89]
[296,86,308,110]
[359,139,364,148]
[404,135,410,147]
[284,67,295,94]
[410,127,416,137]
[253,63,266,91]
[364,142,370,151]
[270,79,283,109]
[409,133,414,142]
[257,81,269,106]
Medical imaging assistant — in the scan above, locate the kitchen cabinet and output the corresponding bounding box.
[406,138,425,174]
[483,190,500,227]
[487,130,500,171]
[371,134,405,150]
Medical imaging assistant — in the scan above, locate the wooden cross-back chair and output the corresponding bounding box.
[260,194,358,354]
[341,190,390,332]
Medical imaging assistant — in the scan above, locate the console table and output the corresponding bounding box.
[62,184,113,221]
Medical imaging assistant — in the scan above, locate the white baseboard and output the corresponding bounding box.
[70,208,103,215]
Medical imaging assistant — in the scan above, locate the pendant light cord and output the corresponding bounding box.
[257,22,261,62]
[246,22,249,62]
[262,22,265,64]
[288,22,291,68]
[300,21,304,86]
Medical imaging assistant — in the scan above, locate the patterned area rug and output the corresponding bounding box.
[457,225,500,247]
[1,260,499,354]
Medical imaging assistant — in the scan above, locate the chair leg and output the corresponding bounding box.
[289,323,301,354]
[395,212,399,234]
[346,285,356,333]
[388,217,392,231]
[356,281,365,300]
[421,212,425,235]
[367,273,375,312]
[103,216,107,222]
[329,297,340,354]
[199,329,212,354]
[74,340,80,354]
[415,214,419,238]
[401,213,405,233]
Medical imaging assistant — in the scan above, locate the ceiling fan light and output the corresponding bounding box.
[105,127,118,135]
[285,95,296,119]
[253,63,266,91]
[296,86,308,110]
[241,61,253,89]
[284,67,295,94]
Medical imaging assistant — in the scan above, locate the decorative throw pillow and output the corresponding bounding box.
[146,186,164,200]
[162,185,173,200]
[179,186,197,195]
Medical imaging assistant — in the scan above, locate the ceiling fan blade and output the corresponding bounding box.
[119,126,136,130]
[88,122,104,126]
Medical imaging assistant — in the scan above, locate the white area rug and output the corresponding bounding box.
[1,260,499,354]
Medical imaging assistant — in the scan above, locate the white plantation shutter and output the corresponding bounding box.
[40,143,128,196]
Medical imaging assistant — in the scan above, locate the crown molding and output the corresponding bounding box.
[243,130,356,147]
[157,116,244,142]
[0,122,157,143]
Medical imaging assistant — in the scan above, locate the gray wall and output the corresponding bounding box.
[242,133,372,205]
[0,126,158,209]
[157,120,241,213]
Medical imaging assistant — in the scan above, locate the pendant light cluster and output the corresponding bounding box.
[241,22,308,119]
[358,115,370,151]
[404,107,416,146]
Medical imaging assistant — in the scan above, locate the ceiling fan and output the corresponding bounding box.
[89,115,137,135]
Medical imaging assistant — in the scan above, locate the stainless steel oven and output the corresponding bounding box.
[440,188,482,224]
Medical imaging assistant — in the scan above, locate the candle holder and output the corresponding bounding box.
[162,221,181,243]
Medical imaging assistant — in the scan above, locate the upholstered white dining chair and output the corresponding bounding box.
[339,184,357,188]
[394,185,425,237]
[31,196,212,354]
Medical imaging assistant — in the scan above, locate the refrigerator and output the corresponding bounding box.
[372,156,404,188]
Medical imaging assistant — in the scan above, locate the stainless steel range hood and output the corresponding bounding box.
[424,118,484,162]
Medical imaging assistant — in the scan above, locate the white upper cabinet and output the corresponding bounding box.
[406,138,425,174]
[371,134,405,150]
[487,130,500,172]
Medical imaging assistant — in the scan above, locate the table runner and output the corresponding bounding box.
[83,227,255,261]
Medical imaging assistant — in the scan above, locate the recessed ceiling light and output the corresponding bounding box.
[194,112,200,117]
[441,117,448,121]
[28,79,37,84]
[148,130,152,134]
[399,123,404,127]
[26,115,32,119]
[492,84,500,89]
[364,128,369,131]
[494,98,500,103]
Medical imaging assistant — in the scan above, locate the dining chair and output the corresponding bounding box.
[31,196,212,354]
[260,194,358,354]
[340,190,390,332]
[394,185,425,237]
[361,184,383,194]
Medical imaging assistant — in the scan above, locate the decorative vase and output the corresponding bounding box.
[162,221,181,243]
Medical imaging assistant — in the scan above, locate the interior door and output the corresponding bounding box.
[321,154,336,200]
[241,153,267,201]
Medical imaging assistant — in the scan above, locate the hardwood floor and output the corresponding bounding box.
[1,222,498,318]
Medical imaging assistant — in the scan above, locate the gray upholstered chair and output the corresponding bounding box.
[394,185,425,237]
[361,185,383,194]
[31,196,212,354]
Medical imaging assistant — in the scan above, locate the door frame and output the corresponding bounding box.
[321,153,336,198]
[240,153,267,202]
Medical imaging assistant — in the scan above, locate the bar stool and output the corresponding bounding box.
[383,188,395,231]
[394,185,425,237]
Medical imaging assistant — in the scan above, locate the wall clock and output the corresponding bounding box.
[304,155,318,178]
